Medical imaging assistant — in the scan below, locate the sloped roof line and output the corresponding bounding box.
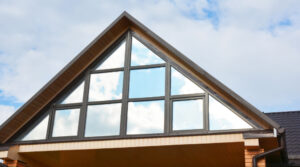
[0,11,280,144]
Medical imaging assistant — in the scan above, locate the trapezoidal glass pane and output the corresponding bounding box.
[89,72,123,102]
[209,95,252,130]
[61,81,84,104]
[96,40,126,70]
[85,103,121,137]
[52,108,80,137]
[171,67,204,95]
[173,99,203,131]
[127,100,164,135]
[131,37,164,66]
[129,67,165,98]
[22,115,49,141]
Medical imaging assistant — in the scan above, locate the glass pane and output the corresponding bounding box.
[22,115,49,141]
[85,103,121,137]
[131,37,164,66]
[61,81,84,104]
[52,109,80,137]
[209,96,252,130]
[127,100,164,134]
[129,67,165,98]
[96,40,126,70]
[173,99,203,130]
[171,67,204,95]
[89,72,123,101]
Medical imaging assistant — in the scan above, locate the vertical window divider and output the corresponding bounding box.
[204,92,209,131]
[44,108,53,140]
[120,31,132,137]
[165,63,171,134]
[78,71,91,139]
[47,105,56,139]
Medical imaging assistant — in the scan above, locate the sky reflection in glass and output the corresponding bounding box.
[52,109,80,137]
[129,67,165,98]
[85,103,121,137]
[89,72,123,101]
[171,67,204,95]
[61,81,84,104]
[96,40,126,70]
[173,99,203,130]
[131,37,164,66]
[127,100,164,135]
[22,115,49,141]
[209,96,252,130]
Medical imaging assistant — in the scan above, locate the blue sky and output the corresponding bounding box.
[0,0,300,125]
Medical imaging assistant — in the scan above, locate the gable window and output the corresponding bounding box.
[172,99,204,131]
[19,31,255,142]
[129,67,165,98]
[85,103,122,137]
[22,115,49,141]
[52,108,80,137]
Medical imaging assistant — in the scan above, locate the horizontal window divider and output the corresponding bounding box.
[87,99,123,105]
[54,103,82,109]
[91,67,124,74]
[48,135,80,141]
[170,93,205,100]
[128,96,165,102]
[170,129,207,135]
[130,63,166,70]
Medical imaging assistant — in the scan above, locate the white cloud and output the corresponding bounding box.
[172,67,205,95]
[96,40,126,70]
[89,72,123,101]
[52,109,80,137]
[61,81,84,104]
[85,103,121,137]
[0,105,15,125]
[22,115,49,140]
[131,37,164,65]
[127,101,164,134]
[209,95,251,130]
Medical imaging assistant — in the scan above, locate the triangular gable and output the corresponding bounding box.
[0,12,280,144]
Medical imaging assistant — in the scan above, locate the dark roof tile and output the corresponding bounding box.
[266,111,300,156]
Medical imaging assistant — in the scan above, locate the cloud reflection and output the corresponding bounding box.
[127,100,164,134]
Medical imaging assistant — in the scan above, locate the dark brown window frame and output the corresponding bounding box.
[11,30,261,144]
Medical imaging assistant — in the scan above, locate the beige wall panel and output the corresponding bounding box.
[19,134,244,152]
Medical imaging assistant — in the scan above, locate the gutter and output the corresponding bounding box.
[252,128,288,167]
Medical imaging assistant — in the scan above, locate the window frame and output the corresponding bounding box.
[170,96,206,134]
[12,30,260,144]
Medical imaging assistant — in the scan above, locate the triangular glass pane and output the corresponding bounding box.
[96,40,126,70]
[22,115,49,141]
[171,67,204,95]
[61,81,84,104]
[209,96,252,130]
[131,37,164,66]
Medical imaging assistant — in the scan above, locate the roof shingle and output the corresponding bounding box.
[266,111,300,156]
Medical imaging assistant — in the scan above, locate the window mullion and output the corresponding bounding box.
[204,92,209,131]
[120,31,132,137]
[165,63,171,134]
[78,72,91,139]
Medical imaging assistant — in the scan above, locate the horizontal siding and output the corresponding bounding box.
[19,134,243,152]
